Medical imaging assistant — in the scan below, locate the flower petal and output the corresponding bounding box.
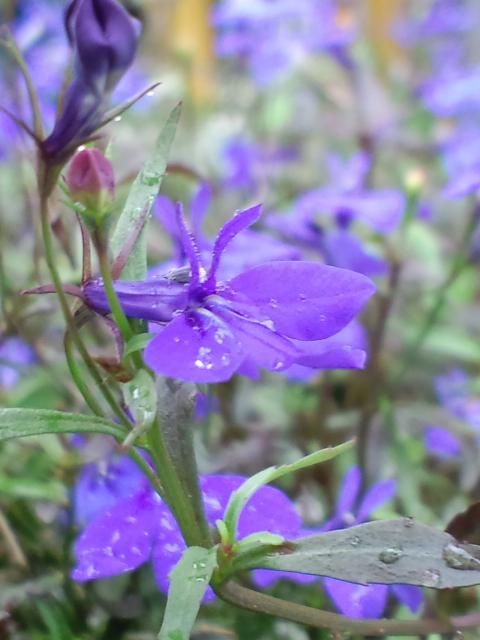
[335,466,362,520]
[143,310,244,383]
[423,426,462,460]
[72,490,162,582]
[391,584,423,613]
[228,261,375,341]
[357,479,396,523]
[324,578,388,619]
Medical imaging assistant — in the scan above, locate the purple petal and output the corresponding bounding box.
[216,308,300,372]
[357,479,396,523]
[334,466,362,522]
[322,229,387,276]
[73,455,146,526]
[391,584,423,613]
[144,309,244,383]
[206,204,262,285]
[72,490,162,582]
[252,568,316,589]
[423,426,462,460]
[190,183,213,241]
[324,578,388,619]
[293,338,367,371]
[227,261,375,341]
[176,204,202,287]
[151,509,185,594]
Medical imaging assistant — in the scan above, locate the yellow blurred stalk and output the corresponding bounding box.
[171,0,216,105]
[364,0,405,73]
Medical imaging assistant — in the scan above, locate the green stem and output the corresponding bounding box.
[146,420,212,548]
[38,169,131,431]
[216,581,480,637]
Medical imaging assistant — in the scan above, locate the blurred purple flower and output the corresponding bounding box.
[424,369,480,460]
[268,152,403,276]
[0,336,36,389]
[86,204,375,383]
[420,67,480,118]
[212,0,354,86]
[152,184,301,280]
[73,469,303,600]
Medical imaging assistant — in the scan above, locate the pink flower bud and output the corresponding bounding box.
[66,148,115,221]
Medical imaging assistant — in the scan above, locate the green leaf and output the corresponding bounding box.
[123,332,155,357]
[158,546,217,640]
[223,441,353,543]
[248,519,480,589]
[0,408,125,442]
[111,103,181,280]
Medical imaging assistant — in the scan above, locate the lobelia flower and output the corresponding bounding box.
[320,467,423,619]
[423,369,480,460]
[0,335,37,389]
[41,0,141,162]
[72,458,305,600]
[268,152,404,276]
[83,204,376,383]
[212,0,354,86]
[151,184,301,281]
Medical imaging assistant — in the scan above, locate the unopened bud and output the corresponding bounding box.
[66,148,115,227]
[404,168,426,194]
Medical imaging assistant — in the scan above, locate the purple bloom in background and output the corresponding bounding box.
[42,0,141,161]
[152,184,301,280]
[322,467,423,619]
[269,152,403,276]
[222,138,297,193]
[441,124,480,198]
[73,466,303,600]
[420,67,480,118]
[0,336,36,389]
[85,204,375,383]
[212,0,354,86]
[424,369,480,460]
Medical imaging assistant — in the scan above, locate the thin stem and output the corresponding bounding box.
[96,239,143,370]
[146,420,212,548]
[216,581,480,637]
[38,170,131,430]
[393,205,478,386]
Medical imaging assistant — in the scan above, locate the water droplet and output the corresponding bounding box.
[318,314,326,322]
[221,354,231,366]
[422,568,441,587]
[269,297,278,308]
[113,115,122,122]
[214,328,229,344]
[147,90,155,97]
[195,347,214,370]
[403,517,414,528]
[140,170,162,186]
[379,547,403,564]
[443,543,480,570]
[349,535,361,547]
[173,337,180,343]
[273,360,285,370]
[453,631,464,639]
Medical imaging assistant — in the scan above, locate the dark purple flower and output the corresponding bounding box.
[0,336,36,389]
[73,468,303,600]
[321,467,423,619]
[42,0,140,161]
[85,205,375,383]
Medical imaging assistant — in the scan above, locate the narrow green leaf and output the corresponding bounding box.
[158,546,217,640]
[123,332,155,357]
[111,103,182,280]
[0,408,125,442]
[223,441,353,543]
[248,519,480,589]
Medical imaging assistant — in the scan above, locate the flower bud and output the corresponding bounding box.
[66,148,115,226]
[42,0,140,162]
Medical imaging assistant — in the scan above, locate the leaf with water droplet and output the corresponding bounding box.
[158,546,217,640]
[239,519,480,589]
[111,103,181,280]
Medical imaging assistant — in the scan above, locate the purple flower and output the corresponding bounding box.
[73,466,303,600]
[42,0,140,161]
[212,0,354,86]
[420,67,480,117]
[268,153,403,276]
[151,184,301,280]
[321,467,423,619]
[85,205,375,383]
[424,369,480,460]
[0,336,36,389]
